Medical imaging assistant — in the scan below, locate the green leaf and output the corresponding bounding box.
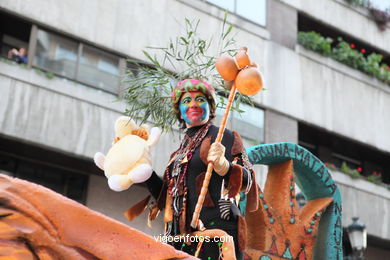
[142,50,155,64]
[223,24,233,40]
[122,17,253,133]
[180,37,189,45]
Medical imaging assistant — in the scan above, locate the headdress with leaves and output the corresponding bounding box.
[123,14,252,133]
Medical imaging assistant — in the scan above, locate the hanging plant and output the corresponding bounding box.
[344,0,369,7]
[123,13,253,133]
[369,7,390,31]
[344,0,390,31]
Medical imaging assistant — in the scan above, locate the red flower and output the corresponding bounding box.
[357,167,362,172]
[350,43,356,49]
[378,172,382,177]
[373,171,377,175]
[386,66,390,71]
[361,48,366,54]
[325,162,329,166]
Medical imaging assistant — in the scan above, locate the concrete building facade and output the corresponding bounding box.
[0,0,389,258]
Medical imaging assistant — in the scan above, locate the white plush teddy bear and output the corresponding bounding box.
[94,116,161,191]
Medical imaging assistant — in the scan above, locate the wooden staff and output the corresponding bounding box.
[190,85,238,229]
[190,47,263,229]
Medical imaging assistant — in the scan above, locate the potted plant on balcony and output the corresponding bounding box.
[369,7,390,31]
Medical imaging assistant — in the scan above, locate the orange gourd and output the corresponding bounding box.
[215,55,238,81]
[235,66,263,96]
[235,47,251,69]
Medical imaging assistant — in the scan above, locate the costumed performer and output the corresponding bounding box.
[144,78,255,260]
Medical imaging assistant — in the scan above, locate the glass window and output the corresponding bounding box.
[215,100,264,144]
[77,45,120,93]
[232,102,264,143]
[207,0,235,11]
[236,0,267,26]
[32,28,121,94]
[34,29,78,78]
[206,0,267,26]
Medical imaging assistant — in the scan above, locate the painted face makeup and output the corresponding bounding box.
[179,91,210,126]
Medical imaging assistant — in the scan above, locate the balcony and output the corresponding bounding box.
[0,59,123,158]
[331,170,390,241]
[296,0,390,54]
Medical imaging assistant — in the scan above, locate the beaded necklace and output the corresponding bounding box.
[167,122,211,216]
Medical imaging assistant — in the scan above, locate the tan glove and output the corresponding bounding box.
[207,142,230,176]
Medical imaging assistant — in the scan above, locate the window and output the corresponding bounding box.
[0,136,94,204]
[31,28,121,94]
[78,45,120,93]
[0,11,31,61]
[34,30,78,78]
[215,100,265,144]
[207,0,235,10]
[206,0,267,26]
[0,154,88,204]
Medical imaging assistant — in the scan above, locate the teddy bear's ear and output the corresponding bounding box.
[115,116,137,138]
[147,127,161,147]
[140,124,149,130]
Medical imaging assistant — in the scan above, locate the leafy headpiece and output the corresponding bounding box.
[123,15,252,133]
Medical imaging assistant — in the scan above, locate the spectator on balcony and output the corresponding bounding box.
[8,47,28,64]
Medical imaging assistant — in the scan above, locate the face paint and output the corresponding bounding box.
[179,91,210,126]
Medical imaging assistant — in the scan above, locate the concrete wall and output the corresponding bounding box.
[0,61,182,174]
[267,0,297,49]
[259,43,390,153]
[2,0,389,154]
[297,48,390,153]
[0,62,121,158]
[0,0,268,65]
[264,110,298,143]
[332,171,390,241]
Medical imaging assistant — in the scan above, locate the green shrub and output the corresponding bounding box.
[332,38,366,70]
[344,0,369,7]
[350,170,361,179]
[298,31,333,57]
[362,53,382,77]
[45,72,54,79]
[340,162,351,174]
[340,162,362,178]
[367,174,382,184]
[298,31,390,86]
